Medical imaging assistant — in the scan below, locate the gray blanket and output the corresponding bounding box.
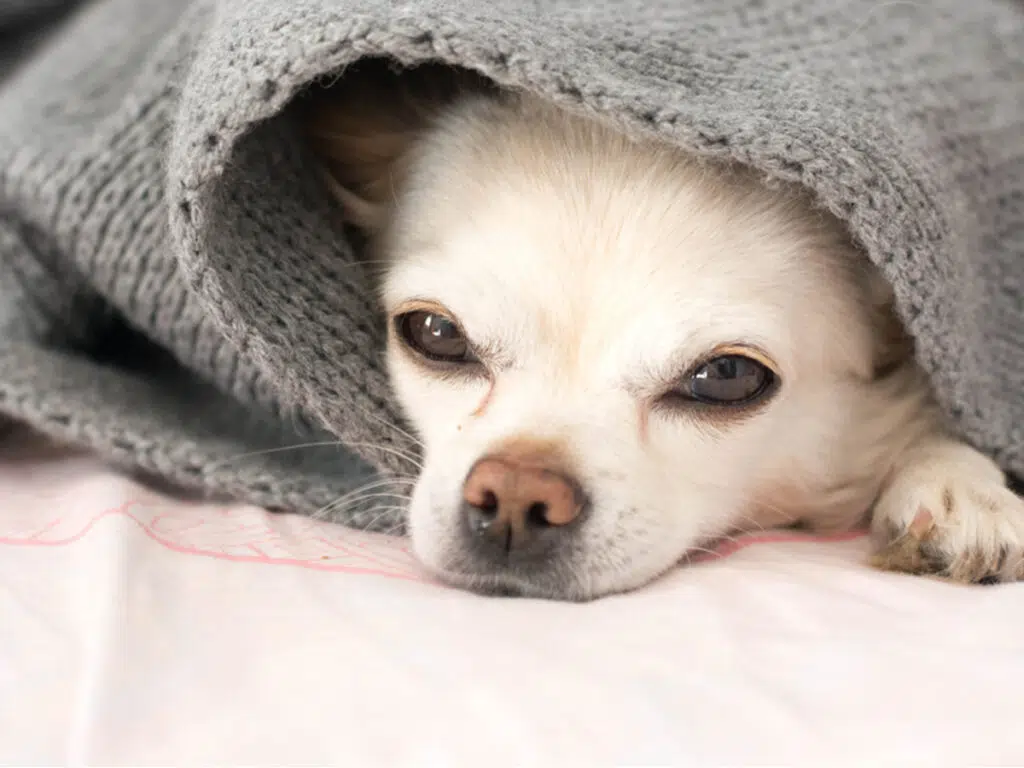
[1,0,1022,528]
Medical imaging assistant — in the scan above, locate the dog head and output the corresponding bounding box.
[301,62,919,599]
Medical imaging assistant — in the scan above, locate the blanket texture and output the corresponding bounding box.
[1,0,1022,526]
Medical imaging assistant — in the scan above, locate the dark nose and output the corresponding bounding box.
[461,456,586,557]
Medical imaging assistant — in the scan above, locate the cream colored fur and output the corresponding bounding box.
[300,63,1024,600]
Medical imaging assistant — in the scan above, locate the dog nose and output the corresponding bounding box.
[461,457,586,555]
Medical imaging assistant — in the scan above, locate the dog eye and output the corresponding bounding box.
[395,310,475,363]
[678,354,775,405]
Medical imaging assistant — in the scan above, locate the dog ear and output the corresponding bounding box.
[863,266,915,379]
[298,60,489,234]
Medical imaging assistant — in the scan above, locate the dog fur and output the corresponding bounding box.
[298,61,1024,600]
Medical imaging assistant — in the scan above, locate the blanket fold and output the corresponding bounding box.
[1,0,1021,524]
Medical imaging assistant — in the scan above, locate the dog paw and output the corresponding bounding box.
[870,448,1024,584]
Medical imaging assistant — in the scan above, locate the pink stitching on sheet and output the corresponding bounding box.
[0,496,868,581]
[131,519,428,582]
[0,500,429,581]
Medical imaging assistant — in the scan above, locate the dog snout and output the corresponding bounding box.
[461,455,587,556]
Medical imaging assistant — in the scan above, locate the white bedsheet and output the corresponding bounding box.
[2,433,1023,766]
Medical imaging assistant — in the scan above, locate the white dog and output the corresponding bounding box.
[300,62,1024,600]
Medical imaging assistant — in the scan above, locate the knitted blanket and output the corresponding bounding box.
[1,0,1022,528]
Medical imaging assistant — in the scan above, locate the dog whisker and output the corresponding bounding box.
[312,476,416,520]
[682,546,724,561]
[342,398,425,450]
[205,440,350,470]
[320,492,413,515]
[347,504,411,532]
[340,441,424,471]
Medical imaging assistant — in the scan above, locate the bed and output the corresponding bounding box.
[3,430,1022,766]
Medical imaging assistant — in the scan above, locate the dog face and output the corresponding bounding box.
[302,64,923,600]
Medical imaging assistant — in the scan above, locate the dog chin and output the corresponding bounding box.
[431,567,591,601]
[422,546,685,601]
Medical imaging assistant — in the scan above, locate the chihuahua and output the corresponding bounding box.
[300,61,1024,600]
